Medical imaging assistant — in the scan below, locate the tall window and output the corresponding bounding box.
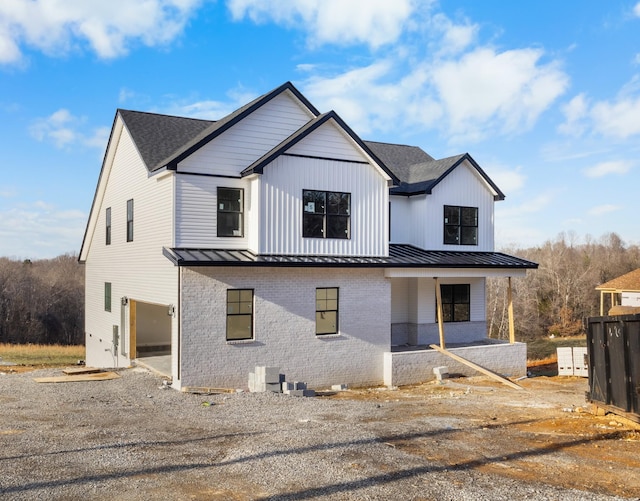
[104,282,112,312]
[303,190,350,239]
[105,207,111,245]
[226,289,253,341]
[439,284,470,322]
[444,205,478,245]
[316,287,339,335]
[217,188,244,237]
[126,199,134,242]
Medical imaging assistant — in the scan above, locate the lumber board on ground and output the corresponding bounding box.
[62,367,101,375]
[33,372,120,383]
[428,344,523,390]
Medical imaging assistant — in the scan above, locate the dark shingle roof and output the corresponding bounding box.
[163,244,538,269]
[118,110,213,172]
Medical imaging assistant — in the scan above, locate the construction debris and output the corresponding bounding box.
[248,366,315,397]
[33,371,120,383]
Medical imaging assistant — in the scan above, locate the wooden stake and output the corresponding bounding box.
[434,277,445,349]
[508,277,515,344]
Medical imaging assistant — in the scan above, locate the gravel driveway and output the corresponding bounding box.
[1,367,637,500]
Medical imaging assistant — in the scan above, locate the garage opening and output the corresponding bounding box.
[129,299,172,377]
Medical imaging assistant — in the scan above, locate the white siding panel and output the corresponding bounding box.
[178,93,313,176]
[84,126,178,369]
[259,155,389,256]
[288,121,366,162]
[390,161,495,251]
[175,175,251,248]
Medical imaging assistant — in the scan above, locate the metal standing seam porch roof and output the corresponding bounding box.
[163,244,538,269]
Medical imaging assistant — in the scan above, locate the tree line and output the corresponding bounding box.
[488,232,640,341]
[0,254,83,345]
[0,232,638,346]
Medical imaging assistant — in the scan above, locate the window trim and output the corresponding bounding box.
[226,289,254,341]
[443,205,478,246]
[217,187,244,238]
[104,282,112,312]
[126,199,134,242]
[315,287,339,336]
[105,207,111,246]
[303,190,351,240]
[439,284,470,323]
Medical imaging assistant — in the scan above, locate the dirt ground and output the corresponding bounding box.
[2,362,640,500]
[330,374,640,499]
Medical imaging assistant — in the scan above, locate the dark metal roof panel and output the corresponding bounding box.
[163,245,537,269]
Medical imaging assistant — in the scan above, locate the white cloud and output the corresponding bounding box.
[484,164,526,194]
[300,45,567,142]
[429,13,477,55]
[634,2,640,17]
[588,204,621,216]
[227,0,417,49]
[0,0,203,64]
[431,48,569,142]
[583,160,633,178]
[0,203,86,259]
[30,109,107,149]
[559,77,640,139]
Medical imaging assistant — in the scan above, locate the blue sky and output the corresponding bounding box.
[1,0,639,259]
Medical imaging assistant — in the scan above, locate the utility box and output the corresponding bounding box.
[586,314,640,423]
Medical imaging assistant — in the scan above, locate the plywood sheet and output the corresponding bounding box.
[33,372,120,383]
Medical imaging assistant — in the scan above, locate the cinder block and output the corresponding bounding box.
[557,347,574,376]
[572,347,588,377]
[286,389,305,397]
[248,372,255,392]
[303,389,315,397]
[265,382,281,392]
[282,381,295,392]
[433,366,449,381]
[294,381,307,390]
[331,384,348,391]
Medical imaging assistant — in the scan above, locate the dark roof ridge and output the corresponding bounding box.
[118,108,215,123]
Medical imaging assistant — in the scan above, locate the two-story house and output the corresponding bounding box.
[79,82,536,390]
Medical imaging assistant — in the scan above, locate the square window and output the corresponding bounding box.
[303,190,350,239]
[443,205,477,246]
[438,284,470,322]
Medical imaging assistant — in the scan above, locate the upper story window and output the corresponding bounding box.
[439,284,470,322]
[217,187,244,237]
[303,190,350,239]
[105,207,111,245]
[126,199,134,242]
[104,282,112,312]
[444,205,477,245]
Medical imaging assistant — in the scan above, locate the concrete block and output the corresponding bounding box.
[557,347,574,376]
[331,384,348,391]
[294,381,307,390]
[303,389,316,397]
[433,366,449,381]
[286,389,305,397]
[282,381,295,392]
[248,372,255,392]
[265,382,281,393]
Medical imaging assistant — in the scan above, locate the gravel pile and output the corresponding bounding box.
[0,367,629,500]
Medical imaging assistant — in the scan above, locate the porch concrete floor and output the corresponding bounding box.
[136,353,171,379]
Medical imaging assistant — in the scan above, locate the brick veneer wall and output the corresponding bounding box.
[384,341,527,386]
[180,266,390,389]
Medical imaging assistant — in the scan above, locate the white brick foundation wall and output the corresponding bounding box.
[383,341,527,387]
[179,266,390,389]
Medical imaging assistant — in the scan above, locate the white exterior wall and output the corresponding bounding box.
[174,174,251,248]
[259,155,389,256]
[390,161,496,252]
[178,92,313,176]
[180,266,390,389]
[622,292,640,307]
[84,123,178,371]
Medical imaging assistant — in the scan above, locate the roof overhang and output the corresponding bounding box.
[163,244,538,271]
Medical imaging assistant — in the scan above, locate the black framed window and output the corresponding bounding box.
[303,190,350,239]
[439,284,470,322]
[126,199,134,242]
[226,289,253,341]
[104,282,112,312]
[444,205,477,245]
[316,287,339,335]
[105,207,111,245]
[217,187,244,237]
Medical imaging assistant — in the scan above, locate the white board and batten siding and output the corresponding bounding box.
[390,160,496,252]
[177,92,313,176]
[259,156,389,256]
[84,122,178,368]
